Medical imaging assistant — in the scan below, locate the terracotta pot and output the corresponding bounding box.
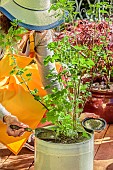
[84,89,113,123]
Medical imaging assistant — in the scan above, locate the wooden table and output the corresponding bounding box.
[94,124,113,170]
[0,124,113,170]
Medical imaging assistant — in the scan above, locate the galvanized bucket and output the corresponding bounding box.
[34,135,94,170]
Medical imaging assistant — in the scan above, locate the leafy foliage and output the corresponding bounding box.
[2,1,112,142]
[54,2,113,89]
[41,1,113,140]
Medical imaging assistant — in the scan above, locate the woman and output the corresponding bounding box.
[0,13,29,137]
[0,0,63,154]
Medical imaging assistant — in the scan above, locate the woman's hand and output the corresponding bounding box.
[80,112,99,122]
[3,115,29,137]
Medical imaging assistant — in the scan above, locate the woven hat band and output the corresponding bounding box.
[13,0,50,11]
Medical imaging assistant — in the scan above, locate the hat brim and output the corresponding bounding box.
[0,0,64,31]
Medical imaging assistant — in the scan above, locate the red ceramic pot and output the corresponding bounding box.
[84,90,113,124]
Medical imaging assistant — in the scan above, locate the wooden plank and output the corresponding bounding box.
[0,147,34,170]
[94,124,109,157]
[94,124,113,170]
[0,143,12,169]
[29,162,34,170]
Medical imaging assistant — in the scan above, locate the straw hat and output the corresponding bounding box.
[0,0,64,31]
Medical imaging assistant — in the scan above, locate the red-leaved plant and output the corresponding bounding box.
[54,19,113,90]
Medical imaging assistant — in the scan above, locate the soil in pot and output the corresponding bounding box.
[35,127,91,144]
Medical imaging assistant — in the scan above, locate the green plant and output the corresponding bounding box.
[38,1,113,141]
[38,0,96,142]
[1,1,104,143]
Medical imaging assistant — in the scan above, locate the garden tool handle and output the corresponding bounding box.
[10,125,33,132]
[10,125,58,140]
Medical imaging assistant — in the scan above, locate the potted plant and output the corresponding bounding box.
[81,2,113,123]
[32,1,96,170]
[0,17,94,169]
[54,2,113,123]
